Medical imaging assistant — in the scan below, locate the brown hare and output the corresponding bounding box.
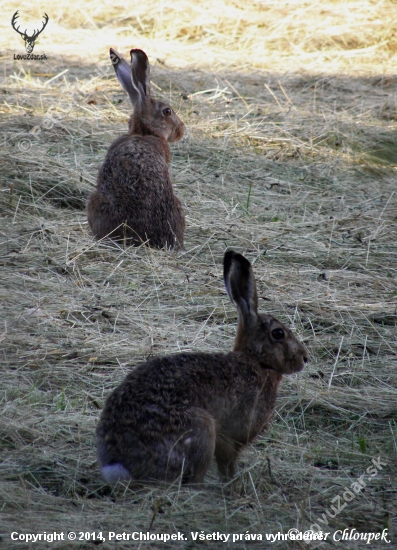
[97,250,308,484]
[87,48,185,250]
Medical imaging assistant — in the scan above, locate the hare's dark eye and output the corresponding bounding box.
[272,328,285,341]
[163,107,172,116]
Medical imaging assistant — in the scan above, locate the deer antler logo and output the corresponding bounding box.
[11,11,49,54]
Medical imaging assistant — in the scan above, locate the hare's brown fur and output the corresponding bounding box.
[97,251,308,484]
[87,49,185,249]
[97,352,282,483]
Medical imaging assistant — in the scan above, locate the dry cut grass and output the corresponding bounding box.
[1,0,397,548]
[2,0,397,71]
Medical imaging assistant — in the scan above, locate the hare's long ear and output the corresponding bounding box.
[109,48,139,106]
[130,48,150,99]
[224,250,259,325]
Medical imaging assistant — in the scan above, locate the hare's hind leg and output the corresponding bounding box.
[87,191,123,241]
[169,408,216,485]
[108,409,216,484]
[97,409,216,485]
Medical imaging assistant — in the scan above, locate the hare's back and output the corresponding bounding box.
[98,352,282,466]
[101,352,278,424]
[99,134,170,194]
[109,353,230,407]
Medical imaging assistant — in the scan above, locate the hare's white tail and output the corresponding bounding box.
[101,463,131,483]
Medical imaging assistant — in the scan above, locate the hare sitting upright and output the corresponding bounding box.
[87,48,185,250]
[97,251,308,485]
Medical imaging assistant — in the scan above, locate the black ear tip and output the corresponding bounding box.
[223,249,236,275]
[224,250,251,267]
[109,48,120,64]
[130,48,149,61]
[223,250,252,268]
[223,250,253,287]
[224,249,236,263]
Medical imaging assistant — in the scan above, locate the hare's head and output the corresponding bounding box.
[109,48,185,142]
[224,251,308,375]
